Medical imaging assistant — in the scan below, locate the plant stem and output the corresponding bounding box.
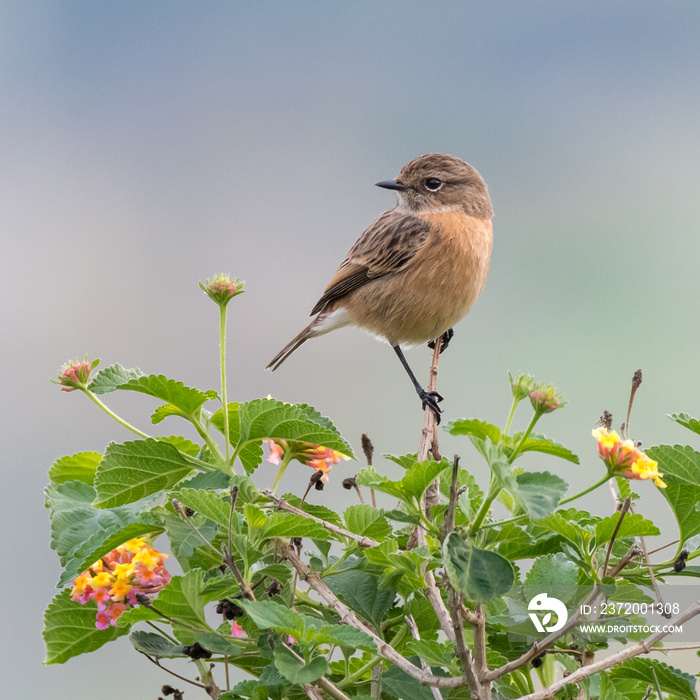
[81,389,150,439]
[503,397,520,438]
[508,412,540,464]
[468,477,499,535]
[219,303,231,464]
[192,414,229,471]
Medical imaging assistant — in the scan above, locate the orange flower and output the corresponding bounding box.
[592,427,666,488]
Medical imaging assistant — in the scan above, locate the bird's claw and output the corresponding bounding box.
[418,389,444,424]
[427,328,455,354]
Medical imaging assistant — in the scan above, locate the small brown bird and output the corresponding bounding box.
[266,153,493,422]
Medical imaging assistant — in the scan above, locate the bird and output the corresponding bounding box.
[266,153,493,423]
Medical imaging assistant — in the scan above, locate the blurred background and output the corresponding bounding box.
[2,1,699,696]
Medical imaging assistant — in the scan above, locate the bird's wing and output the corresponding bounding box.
[310,210,431,315]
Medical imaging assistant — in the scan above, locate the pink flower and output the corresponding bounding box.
[54,357,100,392]
[231,622,245,638]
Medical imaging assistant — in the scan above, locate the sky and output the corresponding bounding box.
[2,2,700,697]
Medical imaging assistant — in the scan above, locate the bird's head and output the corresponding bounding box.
[376,153,492,219]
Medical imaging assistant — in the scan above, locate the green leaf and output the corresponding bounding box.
[508,433,580,464]
[43,589,129,664]
[238,600,305,637]
[160,510,218,563]
[234,399,354,472]
[594,513,660,546]
[313,624,376,651]
[343,504,392,540]
[88,363,145,392]
[668,412,700,437]
[525,553,579,593]
[355,459,451,506]
[443,532,514,603]
[513,471,568,519]
[175,488,232,528]
[45,480,154,566]
[382,664,437,700]
[448,418,502,444]
[405,639,452,667]
[58,521,163,588]
[325,570,396,630]
[610,657,697,700]
[211,403,264,474]
[273,646,328,685]
[130,631,185,657]
[48,451,101,485]
[646,444,700,547]
[536,512,593,555]
[90,367,214,418]
[194,632,244,657]
[93,438,193,508]
[245,503,268,529]
[260,512,332,540]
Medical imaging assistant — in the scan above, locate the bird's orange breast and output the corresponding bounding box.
[342,211,493,344]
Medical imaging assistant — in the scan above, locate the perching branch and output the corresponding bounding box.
[282,543,470,690]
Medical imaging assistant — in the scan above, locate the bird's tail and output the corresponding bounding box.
[265,317,320,371]
[266,309,350,371]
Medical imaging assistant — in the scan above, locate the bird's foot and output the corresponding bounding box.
[418,388,444,424]
[427,328,454,354]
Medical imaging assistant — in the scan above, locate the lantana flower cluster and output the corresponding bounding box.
[266,439,349,482]
[199,273,245,306]
[592,427,666,488]
[71,538,171,629]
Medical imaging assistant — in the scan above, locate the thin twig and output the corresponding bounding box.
[514,601,700,700]
[646,539,680,556]
[142,653,207,689]
[221,544,256,601]
[282,543,470,690]
[602,496,631,577]
[405,614,444,700]
[228,485,238,559]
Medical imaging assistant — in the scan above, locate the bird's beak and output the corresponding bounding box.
[375,179,409,191]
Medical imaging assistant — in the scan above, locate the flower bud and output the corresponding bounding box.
[53,356,100,392]
[508,372,536,402]
[529,382,566,415]
[199,273,245,307]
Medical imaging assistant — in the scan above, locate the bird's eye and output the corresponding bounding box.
[424,178,443,191]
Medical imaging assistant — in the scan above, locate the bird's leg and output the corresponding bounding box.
[427,328,454,354]
[392,345,443,423]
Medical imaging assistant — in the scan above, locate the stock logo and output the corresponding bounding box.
[527,593,568,633]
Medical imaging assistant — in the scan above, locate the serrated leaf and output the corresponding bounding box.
[610,657,697,700]
[175,488,232,528]
[508,433,580,464]
[525,553,579,591]
[211,403,265,474]
[245,503,267,529]
[343,504,392,540]
[313,624,376,651]
[234,399,354,473]
[668,412,700,437]
[238,600,305,637]
[514,471,568,519]
[260,512,332,540]
[325,570,396,629]
[646,444,700,547]
[443,533,514,603]
[45,480,155,567]
[48,451,101,485]
[355,459,451,506]
[88,364,145,393]
[130,630,185,657]
[405,639,452,666]
[43,589,130,664]
[448,418,503,444]
[57,521,163,588]
[93,438,193,508]
[90,368,214,419]
[594,512,660,546]
[160,510,218,563]
[273,646,328,684]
